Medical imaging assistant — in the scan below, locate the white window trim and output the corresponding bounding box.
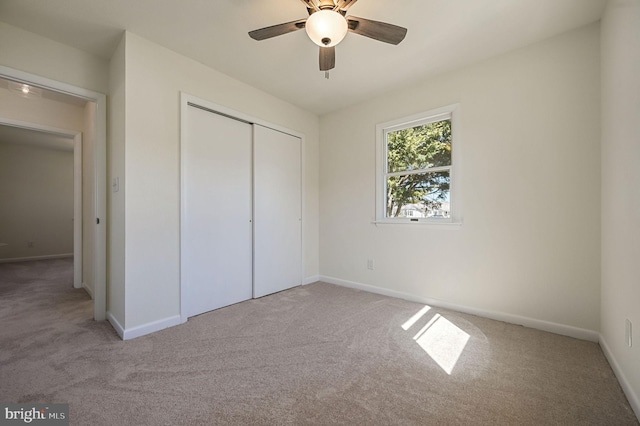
[375,103,462,226]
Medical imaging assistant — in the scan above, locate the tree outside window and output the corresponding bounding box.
[385,118,452,219]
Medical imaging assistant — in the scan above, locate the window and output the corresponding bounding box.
[376,104,459,224]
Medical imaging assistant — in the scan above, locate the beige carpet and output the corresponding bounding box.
[0,259,637,425]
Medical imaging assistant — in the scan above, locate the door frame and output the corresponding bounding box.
[179,92,305,323]
[0,119,82,287]
[0,66,108,321]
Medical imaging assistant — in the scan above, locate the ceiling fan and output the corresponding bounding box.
[248,0,408,74]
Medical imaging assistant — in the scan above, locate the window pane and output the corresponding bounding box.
[387,119,452,173]
[386,171,450,218]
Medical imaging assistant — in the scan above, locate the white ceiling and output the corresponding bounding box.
[0,125,74,152]
[0,0,607,115]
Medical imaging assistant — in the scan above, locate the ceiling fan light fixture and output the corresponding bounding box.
[305,10,348,47]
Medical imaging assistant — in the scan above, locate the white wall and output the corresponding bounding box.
[320,24,601,334]
[600,0,640,418]
[107,34,127,328]
[0,141,74,259]
[0,21,108,94]
[115,32,320,330]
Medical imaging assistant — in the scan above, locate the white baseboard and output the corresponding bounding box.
[107,312,182,341]
[319,275,600,342]
[303,275,320,285]
[599,336,640,421]
[82,282,94,299]
[106,311,125,339]
[0,253,73,263]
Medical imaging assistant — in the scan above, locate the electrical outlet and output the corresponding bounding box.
[367,259,375,270]
[27,241,34,248]
[626,319,633,348]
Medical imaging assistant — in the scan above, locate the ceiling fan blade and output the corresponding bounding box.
[347,16,407,45]
[248,19,306,41]
[335,0,359,12]
[319,46,335,71]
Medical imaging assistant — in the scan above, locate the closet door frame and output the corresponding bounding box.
[179,93,305,324]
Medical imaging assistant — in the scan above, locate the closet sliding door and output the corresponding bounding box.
[253,125,302,298]
[182,105,253,318]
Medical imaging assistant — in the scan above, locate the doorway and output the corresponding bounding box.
[0,66,107,321]
[0,121,82,287]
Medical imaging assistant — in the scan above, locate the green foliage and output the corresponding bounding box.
[386,120,452,217]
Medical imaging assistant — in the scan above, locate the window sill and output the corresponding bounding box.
[371,220,463,228]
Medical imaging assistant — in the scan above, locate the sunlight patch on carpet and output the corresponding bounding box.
[401,305,431,330]
[403,307,470,375]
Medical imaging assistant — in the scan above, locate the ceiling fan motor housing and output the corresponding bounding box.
[318,0,336,10]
